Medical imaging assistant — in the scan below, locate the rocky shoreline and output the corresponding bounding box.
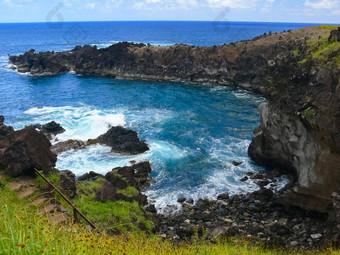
[8,26,340,215]
[1,115,340,249]
[3,25,340,250]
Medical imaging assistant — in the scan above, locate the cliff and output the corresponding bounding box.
[9,25,340,213]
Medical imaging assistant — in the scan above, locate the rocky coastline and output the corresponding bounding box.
[4,25,340,249]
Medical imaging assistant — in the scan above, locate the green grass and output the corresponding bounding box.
[304,35,340,67]
[1,175,340,254]
[292,48,299,57]
[35,172,60,189]
[117,186,139,197]
[75,179,154,233]
[317,25,340,30]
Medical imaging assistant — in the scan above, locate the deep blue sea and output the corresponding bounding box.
[0,21,317,211]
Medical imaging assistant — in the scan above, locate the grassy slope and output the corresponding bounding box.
[295,25,340,67]
[1,174,339,255]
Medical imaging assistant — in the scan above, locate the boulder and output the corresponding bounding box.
[328,28,340,42]
[115,161,152,189]
[208,226,237,240]
[96,181,117,202]
[97,126,149,155]
[1,125,57,177]
[35,121,65,138]
[59,170,77,198]
[105,171,127,189]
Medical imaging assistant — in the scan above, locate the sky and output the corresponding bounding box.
[0,0,339,24]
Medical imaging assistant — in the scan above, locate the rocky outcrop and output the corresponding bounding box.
[96,162,152,205]
[8,26,340,213]
[0,118,57,177]
[90,126,149,155]
[35,121,65,139]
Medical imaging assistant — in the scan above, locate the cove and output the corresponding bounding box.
[0,71,288,211]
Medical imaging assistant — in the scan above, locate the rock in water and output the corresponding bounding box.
[51,139,86,154]
[35,121,65,138]
[97,126,149,155]
[0,126,57,177]
[232,161,243,166]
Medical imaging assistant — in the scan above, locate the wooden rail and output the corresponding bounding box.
[34,168,97,231]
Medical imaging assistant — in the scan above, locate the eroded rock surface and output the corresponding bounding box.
[0,118,57,177]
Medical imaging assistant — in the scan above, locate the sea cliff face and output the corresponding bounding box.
[9,26,340,213]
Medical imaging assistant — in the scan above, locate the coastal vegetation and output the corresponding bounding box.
[1,173,338,255]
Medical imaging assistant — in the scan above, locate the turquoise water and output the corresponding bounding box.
[0,21,304,211]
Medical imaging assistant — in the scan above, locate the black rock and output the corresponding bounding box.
[38,121,66,136]
[105,172,127,189]
[217,193,230,200]
[232,161,243,166]
[1,126,57,177]
[177,197,186,203]
[240,176,248,182]
[97,126,149,155]
[78,171,104,181]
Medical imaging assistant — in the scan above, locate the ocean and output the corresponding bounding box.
[0,21,317,212]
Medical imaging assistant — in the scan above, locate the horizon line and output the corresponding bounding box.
[0,20,338,25]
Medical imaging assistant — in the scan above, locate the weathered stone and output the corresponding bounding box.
[1,126,57,177]
[59,170,77,198]
[96,181,117,202]
[105,172,127,189]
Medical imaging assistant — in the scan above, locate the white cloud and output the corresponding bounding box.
[305,0,339,9]
[206,0,260,9]
[86,2,95,9]
[132,0,197,10]
[261,0,275,12]
[2,0,31,8]
[304,0,340,16]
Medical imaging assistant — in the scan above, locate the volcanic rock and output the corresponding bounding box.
[96,126,149,155]
[0,124,57,177]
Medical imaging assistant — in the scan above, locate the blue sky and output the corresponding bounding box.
[0,0,339,23]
